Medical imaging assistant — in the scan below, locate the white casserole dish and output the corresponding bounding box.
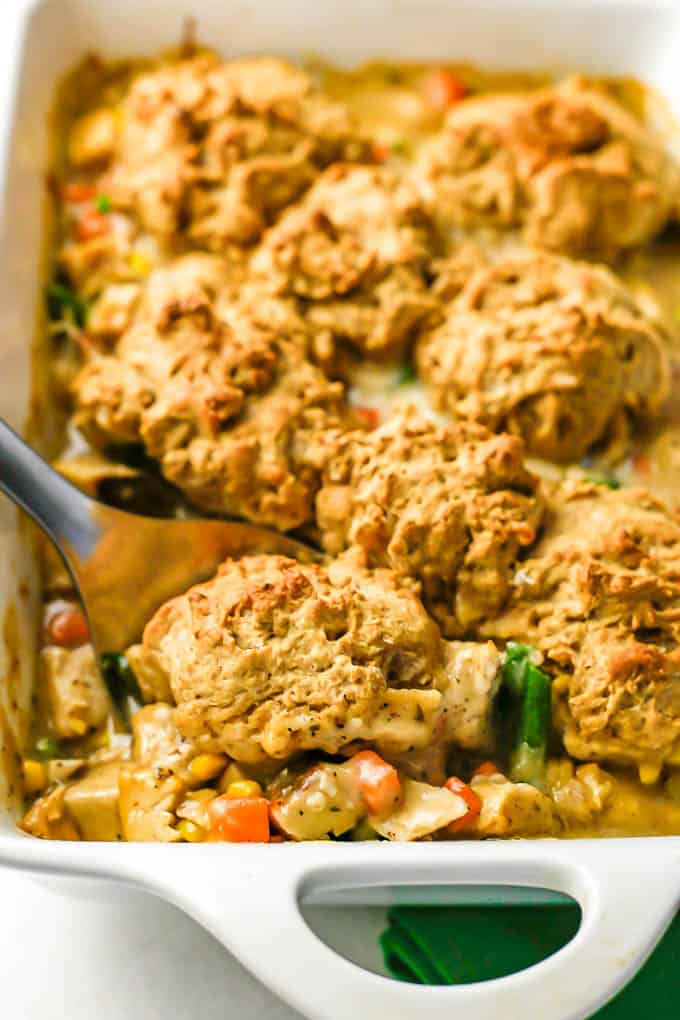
[1,1,679,1017]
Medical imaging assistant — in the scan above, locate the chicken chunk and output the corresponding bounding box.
[130,702,193,772]
[483,482,680,769]
[96,55,369,247]
[470,771,555,836]
[42,644,113,739]
[314,408,543,635]
[370,778,467,841]
[116,703,195,842]
[546,759,613,830]
[416,252,670,461]
[118,766,185,842]
[442,641,502,750]
[419,76,680,258]
[269,762,364,840]
[250,165,437,357]
[20,786,80,841]
[132,554,447,763]
[72,254,352,530]
[63,761,124,841]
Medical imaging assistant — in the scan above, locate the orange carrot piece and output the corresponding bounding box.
[348,750,402,816]
[422,69,467,111]
[76,210,111,241]
[62,182,97,202]
[356,406,380,428]
[207,796,271,843]
[47,607,90,647]
[445,776,482,833]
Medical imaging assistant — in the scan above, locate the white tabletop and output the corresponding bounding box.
[0,870,301,1019]
[0,869,389,1019]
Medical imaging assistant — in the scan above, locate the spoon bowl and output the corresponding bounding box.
[0,418,320,655]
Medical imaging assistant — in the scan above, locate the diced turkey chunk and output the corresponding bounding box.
[251,165,437,356]
[63,761,124,840]
[416,252,670,462]
[442,641,502,750]
[484,482,680,769]
[270,763,364,840]
[420,76,680,258]
[20,786,80,840]
[46,759,86,785]
[176,788,218,830]
[314,407,543,635]
[384,640,501,786]
[126,644,173,704]
[546,759,613,829]
[370,778,466,841]
[132,554,448,763]
[68,108,118,166]
[87,282,141,339]
[98,55,369,246]
[42,644,113,739]
[116,703,196,841]
[130,702,193,773]
[470,772,555,836]
[118,765,185,842]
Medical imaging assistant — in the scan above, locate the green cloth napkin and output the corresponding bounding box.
[381,904,680,1017]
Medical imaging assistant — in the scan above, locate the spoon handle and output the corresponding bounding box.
[0,418,90,549]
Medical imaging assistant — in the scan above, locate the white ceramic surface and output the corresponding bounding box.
[1,3,680,1019]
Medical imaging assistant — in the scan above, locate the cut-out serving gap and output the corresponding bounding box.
[301,885,581,984]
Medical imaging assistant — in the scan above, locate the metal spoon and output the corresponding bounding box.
[0,418,319,654]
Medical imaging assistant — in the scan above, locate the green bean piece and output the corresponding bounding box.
[509,742,547,787]
[95,193,112,213]
[350,817,380,841]
[510,662,552,788]
[519,663,551,749]
[583,470,621,490]
[101,652,143,718]
[501,641,532,698]
[395,362,417,387]
[46,281,87,328]
[35,736,61,759]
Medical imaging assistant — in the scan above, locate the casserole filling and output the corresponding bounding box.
[20,52,680,842]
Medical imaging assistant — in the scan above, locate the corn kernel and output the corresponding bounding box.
[189,753,228,783]
[69,718,88,737]
[177,819,206,843]
[128,250,151,276]
[22,759,47,795]
[639,762,662,786]
[226,780,262,799]
[218,762,250,792]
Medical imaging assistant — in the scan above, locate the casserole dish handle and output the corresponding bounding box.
[0,836,678,1019]
[151,838,680,1020]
